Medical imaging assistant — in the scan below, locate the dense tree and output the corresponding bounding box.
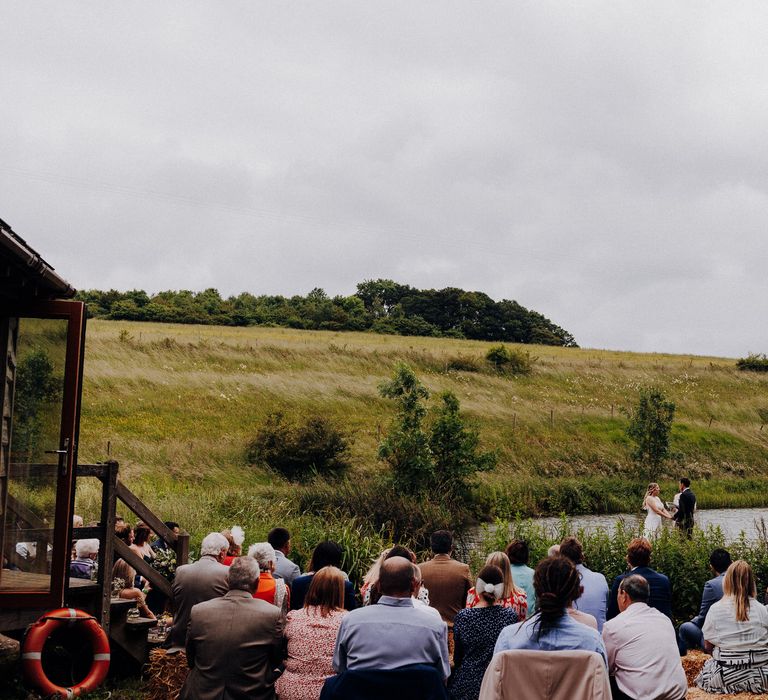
[76,279,577,346]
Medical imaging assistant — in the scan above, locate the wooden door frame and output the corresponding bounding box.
[0,300,86,609]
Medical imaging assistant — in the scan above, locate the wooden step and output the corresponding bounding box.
[126,617,157,632]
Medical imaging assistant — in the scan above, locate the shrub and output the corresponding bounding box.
[485,345,533,375]
[444,354,481,373]
[246,412,352,481]
[737,354,768,372]
[625,387,675,478]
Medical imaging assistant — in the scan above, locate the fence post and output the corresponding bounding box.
[176,531,190,567]
[97,460,119,633]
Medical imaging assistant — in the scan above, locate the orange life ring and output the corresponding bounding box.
[22,607,110,698]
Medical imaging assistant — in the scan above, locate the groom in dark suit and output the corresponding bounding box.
[673,477,696,538]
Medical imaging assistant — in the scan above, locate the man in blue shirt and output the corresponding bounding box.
[333,556,450,679]
[559,536,609,631]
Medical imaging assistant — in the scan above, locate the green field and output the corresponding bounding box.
[71,319,768,536]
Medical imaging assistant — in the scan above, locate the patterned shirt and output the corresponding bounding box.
[450,606,518,700]
[275,608,346,700]
[466,587,528,621]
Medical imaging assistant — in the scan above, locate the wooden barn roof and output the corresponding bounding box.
[0,217,75,302]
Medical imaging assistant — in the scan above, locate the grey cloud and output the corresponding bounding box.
[1,2,768,356]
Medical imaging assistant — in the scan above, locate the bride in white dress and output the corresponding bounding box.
[642,482,673,538]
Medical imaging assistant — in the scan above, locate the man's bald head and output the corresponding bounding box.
[379,556,416,597]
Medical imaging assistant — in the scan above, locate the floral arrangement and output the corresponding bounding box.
[151,547,178,581]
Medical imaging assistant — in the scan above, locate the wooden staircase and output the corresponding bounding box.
[3,461,187,670]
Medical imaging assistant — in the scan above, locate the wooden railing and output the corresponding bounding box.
[4,460,189,632]
[72,461,189,632]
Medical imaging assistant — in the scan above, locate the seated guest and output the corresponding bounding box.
[152,521,180,551]
[130,521,155,589]
[697,560,768,694]
[70,538,99,580]
[113,558,156,619]
[602,575,687,700]
[568,604,598,630]
[276,566,348,700]
[168,532,229,648]
[248,542,289,613]
[221,526,245,566]
[419,530,473,638]
[547,544,560,557]
[466,551,527,620]
[333,557,450,679]
[130,521,155,562]
[494,556,606,665]
[607,538,671,620]
[505,539,536,613]
[180,556,284,700]
[450,564,518,700]
[678,547,731,655]
[361,548,391,605]
[268,526,301,586]
[377,545,432,609]
[560,536,608,631]
[115,522,134,547]
[291,541,357,611]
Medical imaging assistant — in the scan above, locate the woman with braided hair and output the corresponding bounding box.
[493,555,606,666]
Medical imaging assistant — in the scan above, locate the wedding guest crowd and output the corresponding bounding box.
[102,516,762,700]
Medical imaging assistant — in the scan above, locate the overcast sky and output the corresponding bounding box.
[1,3,766,357]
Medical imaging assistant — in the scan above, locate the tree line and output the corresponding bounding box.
[76,279,577,346]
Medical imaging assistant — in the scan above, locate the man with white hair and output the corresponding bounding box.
[248,542,289,612]
[70,538,99,580]
[168,531,229,649]
[180,556,284,700]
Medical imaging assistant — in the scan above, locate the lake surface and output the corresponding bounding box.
[531,508,767,541]
[467,508,768,546]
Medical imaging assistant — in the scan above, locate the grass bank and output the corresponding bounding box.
[74,320,768,513]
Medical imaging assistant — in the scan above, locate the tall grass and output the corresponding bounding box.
[79,319,768,488]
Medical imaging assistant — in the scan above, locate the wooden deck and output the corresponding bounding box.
[0,569,97,592]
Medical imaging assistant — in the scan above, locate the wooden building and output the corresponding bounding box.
[0,216,87,630]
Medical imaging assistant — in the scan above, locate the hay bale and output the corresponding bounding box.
[143,648,188,700]
[682,650,708,687]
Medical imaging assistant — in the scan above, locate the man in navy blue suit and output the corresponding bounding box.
[677,548,731,655]
[673,477,696,538]
[606,537,672,620]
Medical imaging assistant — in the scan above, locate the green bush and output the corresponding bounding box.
[445,354,482,373]
[485,344,533,375]
[737,354,768,372]
[471,515,768,623]
[246,412,352,481]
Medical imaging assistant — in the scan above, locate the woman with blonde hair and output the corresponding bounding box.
[642,482,672,538]
[697,560,768,694]
[276,566,348,700]
[466,551,527,620]
[112,559,155,620]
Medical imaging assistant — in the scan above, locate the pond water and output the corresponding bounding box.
[472,508,768,543]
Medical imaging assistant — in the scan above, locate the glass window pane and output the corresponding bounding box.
[1,318,68,592]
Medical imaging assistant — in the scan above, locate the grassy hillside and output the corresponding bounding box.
[74,320,768,522]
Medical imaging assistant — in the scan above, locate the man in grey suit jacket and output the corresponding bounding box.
[678,548,731,655]
[180,557,284,700]
[168,532,230,648]
[268,527,301,586]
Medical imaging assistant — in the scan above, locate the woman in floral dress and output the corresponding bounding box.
[276,566,347,700]
[466,551,527,620]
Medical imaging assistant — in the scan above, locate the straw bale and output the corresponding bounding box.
[143,648,188,700]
